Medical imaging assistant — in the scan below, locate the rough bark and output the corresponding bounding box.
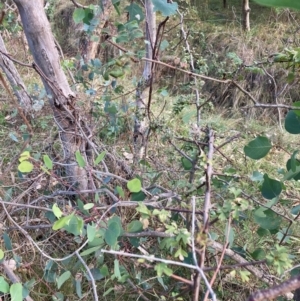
[242,0,250,31]
[13,0,90,191]
[0,34,32,113]
[134,0,156,161]
[79,0,113,62]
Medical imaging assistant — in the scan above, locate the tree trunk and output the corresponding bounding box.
[13,0,90,191]
[80,0,113,62]
[134,0,156,161]
[0,34,32,113]
[242,0,250,31]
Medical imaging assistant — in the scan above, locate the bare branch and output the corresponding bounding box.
[247,275,300,301]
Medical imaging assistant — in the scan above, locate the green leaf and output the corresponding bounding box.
[103,287,114,297]
[291,204,300,215]
[63,215,84,236]
[131,191,146,201]
[75,279,82,298]
[239,270,251,282]
[43,155,53,170]
[0,249,4,260]
[94,151,106,165]
[82,8,94,25]
[250,171,264,182]
[244,136,272,160]
[52,214,73,231]
[52,292,64,301]
[88,268,104,281]
[100,264,109,276]
[19,151,30,162]
[225,224,235,247]
[125,3,144,22]
[108,216,123,234]
[0,276,9,293]
[154,263,173,277]
[260,174,282,199]
[286,154,300,180]
[251,248,266,260]
[136,203,151,217]
[114,259,121,279]
[73,8,85,23]
[115,186,125,198]
[291,101,300,116]
[18,160,33,173]
[283,164,300,181]
[181,157,193,170]
[257,227,269,237]
[290,150,299,172]
[83,203,94,210]
[127,178,142,193]
[57,271,71,289]
[52,204,63,219]
[80,246,101,256]
[75,150,86,168]
[254,0,300,10]
[285,110,300,134]
[87,223,96,242]
[127,220,143,233]
[10,283,23,301]
[152,0,178,16]
[3,232,12,251]
[109,67,125,78]
[254,208,282,230]
[105,222,121,246]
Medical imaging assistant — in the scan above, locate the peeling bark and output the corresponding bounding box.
[134,0,156,161]
[14,0,90,191]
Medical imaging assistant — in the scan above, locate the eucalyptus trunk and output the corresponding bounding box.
[134,0,156,161]
[0,34,32,113]
[14,0,90,191]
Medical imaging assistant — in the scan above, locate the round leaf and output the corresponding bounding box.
[73,8,85,23]
[18,160,33,173]
[254,208,282,230]
[127,220,143,233]
[285,110,300,134]
[127,178,142,193]
[244,136,271,160]
[260,174,282,199]
[104,222,120,246]
[0,276,9,293]
[131,191,146,201]
[10,283,23,301]
[286,158,300,180]
[181,157,193,170]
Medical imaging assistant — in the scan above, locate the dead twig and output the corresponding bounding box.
[247,275,300,301]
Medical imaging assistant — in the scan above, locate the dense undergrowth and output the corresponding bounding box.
[1,0,300,301]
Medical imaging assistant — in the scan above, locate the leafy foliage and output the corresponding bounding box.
[4,0,300,300]
[244,136,272,159]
